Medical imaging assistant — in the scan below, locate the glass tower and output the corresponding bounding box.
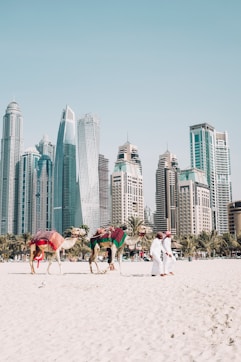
[53,106,77,234]
[190,123,217,230]
[76,113,100,236]
[0,101,24,234]
[190,123,232,233]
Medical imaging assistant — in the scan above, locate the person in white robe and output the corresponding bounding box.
[150,232,169,276]
[162,231,176,275]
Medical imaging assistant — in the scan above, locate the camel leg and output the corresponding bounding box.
[108,245,118,272]
[29,244,36,274]
[89,245,101,273]
[46,254,53,274]
[117,245,124,275]
[55,249,62,274]
[89,251,94,273]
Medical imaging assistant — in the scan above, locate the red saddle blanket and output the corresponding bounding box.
[30,230,64,251]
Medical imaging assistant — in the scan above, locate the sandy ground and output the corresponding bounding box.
[1,258,241,362]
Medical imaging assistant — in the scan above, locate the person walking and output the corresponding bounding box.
[162,231,176,275]
[150,232,168,276]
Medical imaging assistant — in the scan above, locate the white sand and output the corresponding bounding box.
[1,259,241,362]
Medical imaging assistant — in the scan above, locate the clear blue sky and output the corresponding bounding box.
[1,0,240,210]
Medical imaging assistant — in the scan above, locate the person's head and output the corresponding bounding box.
[165,231,172,237]
[156,232,163,239]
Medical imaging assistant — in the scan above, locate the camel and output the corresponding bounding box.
[88,226,147,274]
[29,227,86,274]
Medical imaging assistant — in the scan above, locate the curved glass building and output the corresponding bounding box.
[53,106,76,234]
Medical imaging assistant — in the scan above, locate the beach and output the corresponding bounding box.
[1,258,241,362]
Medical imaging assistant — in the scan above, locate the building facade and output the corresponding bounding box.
[36,155,53,232]
[76,113,100,236]
[53,105,77,234]
[36,135,55,232]
[178,168,212,235]
[35,134,55,162]
[155,150,179,234]
[228,201,241,237]
[190,123,232,234]
[215,131,232,234]
[98,154,110,227]
[111,141,144,226]
[190,123,217,230]
[0,101,24,234]
[17,147,40,234]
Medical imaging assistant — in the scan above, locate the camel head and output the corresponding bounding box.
[137,225,147,237]
[70,227,86,238]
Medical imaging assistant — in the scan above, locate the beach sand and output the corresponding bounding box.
[1,258,241,362]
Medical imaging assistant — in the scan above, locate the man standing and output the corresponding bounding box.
[162,231,176,275]
[150,232,169,276]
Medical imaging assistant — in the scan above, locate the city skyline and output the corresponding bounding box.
[1,1,241,210]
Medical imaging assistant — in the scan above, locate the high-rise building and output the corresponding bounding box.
[35,135,55,232]
[36,155,53,232]
[228,201,241,236]
[178,168,212,235]
[17,147,40,234]
[53,106,77,234]
[98,154,110,227]
[215,131,232,234]
[35,134,55,162]
[190,123,217,230]
[144,205,154,226]
[111,141,144,226]
[190,123,232,234]
[155,150,179,234]
[76,113,100,236]
[0,101,24,234]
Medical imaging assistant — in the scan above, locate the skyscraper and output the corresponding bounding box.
[178,168,212,235]
[76,113,100,236]
[98,154,110,227]
[215,131,232,234]
[155,150,179,234]
[190,123,232,234]
[36,155,53,232]
[0,101,24,234]
[36,135,55,232]
[53,106,77,234]
[17,147,40,234]
[228,201,241,236]
[190,123,217,230]
[35,134,55,162]
[111,141,144,226]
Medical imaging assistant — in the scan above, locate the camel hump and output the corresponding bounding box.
[31,230,64,250]
[32,230,56,240]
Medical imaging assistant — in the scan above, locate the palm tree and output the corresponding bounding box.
[127,216,144,236]
[0,235,9,261]
[219,233,240,257]
[180,234,197,259]
[197,230,220,258]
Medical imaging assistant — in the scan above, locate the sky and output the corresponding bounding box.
[0,0,240,210]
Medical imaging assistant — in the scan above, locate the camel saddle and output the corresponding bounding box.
[30,230,64,251]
